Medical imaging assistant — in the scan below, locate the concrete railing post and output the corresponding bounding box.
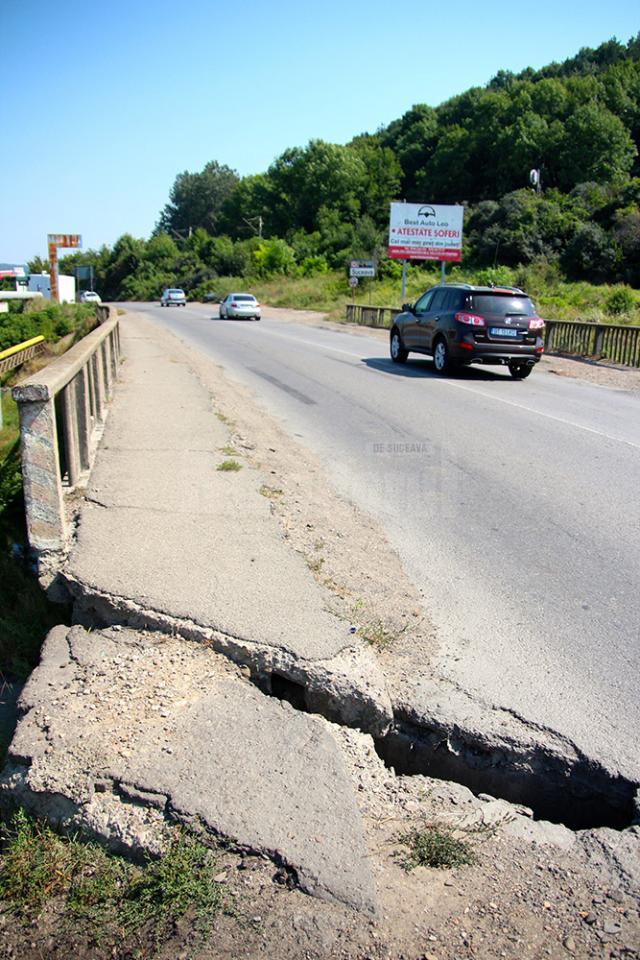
[12,309,121,563]
[13,385,67,552]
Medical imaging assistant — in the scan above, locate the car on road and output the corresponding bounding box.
[219,293,261,320]
[389,283,544,379]
[80,290,102,304]
[160,288,187,307]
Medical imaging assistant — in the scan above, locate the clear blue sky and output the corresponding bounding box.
[2,0,638,263]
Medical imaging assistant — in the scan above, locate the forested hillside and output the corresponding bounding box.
[42,34,640,300]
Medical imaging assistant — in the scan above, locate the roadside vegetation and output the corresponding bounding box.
[397,821,479,871]
[0,809,230,956]
[34,34,640,323]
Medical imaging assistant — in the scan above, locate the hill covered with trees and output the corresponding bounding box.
[43,33,640,300]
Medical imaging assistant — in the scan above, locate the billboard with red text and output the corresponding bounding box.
[388,203,463,261]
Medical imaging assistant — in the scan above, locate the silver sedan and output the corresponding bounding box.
[219,293,261,320]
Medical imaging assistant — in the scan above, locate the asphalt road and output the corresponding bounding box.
[129,302,640,781]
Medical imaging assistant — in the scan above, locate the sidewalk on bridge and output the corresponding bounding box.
[63,310,391,733]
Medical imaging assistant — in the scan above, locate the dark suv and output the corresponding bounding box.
[390,284,545,379]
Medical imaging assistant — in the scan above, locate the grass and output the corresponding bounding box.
[216,459,242,472]
[0,810,229,950]
[397,822,478,871]
[305,555,324,574]
[207,265,640,327]
[358,619,397,650]
[220,445,239,456]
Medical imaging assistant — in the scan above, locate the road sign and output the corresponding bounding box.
[348,277,359,288]
[350,259,375,278]
[388,203,463,262]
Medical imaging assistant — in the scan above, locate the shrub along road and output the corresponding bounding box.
[138,300,640,791]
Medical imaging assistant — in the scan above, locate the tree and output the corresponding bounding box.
[562,223,620,281]
[157,161,240,236]
[555,105,637,189]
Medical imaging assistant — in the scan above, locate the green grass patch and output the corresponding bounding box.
[216,459,242,472]
[397,822,478,871]
[220,445,239,456]
[0,810,229,950]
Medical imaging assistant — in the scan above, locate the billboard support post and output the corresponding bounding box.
[401,260,407,304]
[47,234,82,302]
[441,261,446,286]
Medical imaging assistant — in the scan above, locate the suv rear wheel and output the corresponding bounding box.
[390,329,408,364]
[433,337,452,374]
[508,361,533,380]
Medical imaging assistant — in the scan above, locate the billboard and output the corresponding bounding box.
[388,203,463,261]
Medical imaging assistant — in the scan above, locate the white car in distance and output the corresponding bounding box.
[219,293,261,320]
[160,288,187,307]
[80,290,102,303]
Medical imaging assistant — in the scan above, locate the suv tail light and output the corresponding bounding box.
[456,312,485,327]
[529,317,545,330]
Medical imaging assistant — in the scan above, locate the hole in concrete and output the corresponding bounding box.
[270,673,308,712]
[374,722,637,831]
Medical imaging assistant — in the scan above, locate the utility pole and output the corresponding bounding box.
[243,216,263,238]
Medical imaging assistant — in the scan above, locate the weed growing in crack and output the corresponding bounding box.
[306,555,325,573]
[220,445,239,457]
[397,821,478,870]
[0,810,230,949]
[259,485,283,499]
[358,619,396,650]
[217,459,242,472]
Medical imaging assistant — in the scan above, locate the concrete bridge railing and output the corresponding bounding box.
[12,305,121,562]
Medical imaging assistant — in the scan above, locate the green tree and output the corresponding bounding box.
[157,161,240,236]
[555,104,637,189]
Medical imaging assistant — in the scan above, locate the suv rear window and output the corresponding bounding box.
[468,294,535,317]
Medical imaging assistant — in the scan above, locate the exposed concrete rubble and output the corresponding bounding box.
[0,625,378,915]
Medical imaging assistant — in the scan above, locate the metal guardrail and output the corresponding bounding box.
[0,335,46,375]
[345,304,640,368]
[12,307,121,557]
[345,304,398,328]
[543,320,640,367]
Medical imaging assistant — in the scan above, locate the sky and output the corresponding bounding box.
[2,0,639,264]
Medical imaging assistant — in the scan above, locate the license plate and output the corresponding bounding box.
[490,327,519,338]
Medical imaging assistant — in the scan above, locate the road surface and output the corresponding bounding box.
[127,302,640,782]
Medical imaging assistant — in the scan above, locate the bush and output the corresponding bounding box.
[605,286,636,315]
[474,266,516,287]
[298,255,329,277]
[0,303,95,352]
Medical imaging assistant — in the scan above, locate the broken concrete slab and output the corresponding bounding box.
[62,315,392,735]
[0,625,378,915]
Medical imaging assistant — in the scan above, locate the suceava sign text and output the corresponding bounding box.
[350,259,375,278]
[388,203,463,262]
